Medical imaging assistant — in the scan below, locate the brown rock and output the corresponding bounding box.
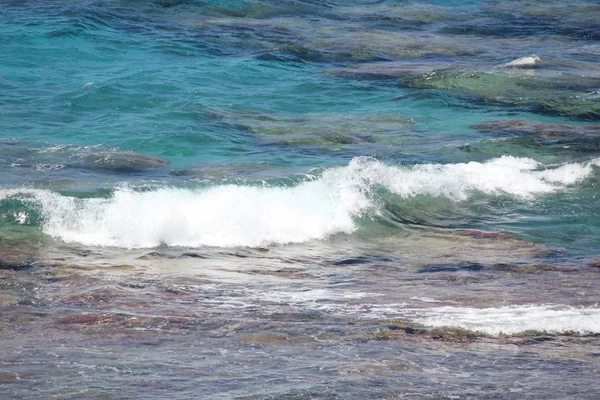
[0,372,20,384]
[456,229,516,240]
[57,314,106,325]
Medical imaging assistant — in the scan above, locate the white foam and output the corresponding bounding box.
[411,305,600,335]
[354,155,599,201]
[183,284,600,335]
[499,55,541,68]
[539,161,596,184]
[27,175,370,248]
[2,156,598,248]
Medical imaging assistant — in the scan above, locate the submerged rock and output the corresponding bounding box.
[169,161,280,182]
[203,109,413,148]
[56,147,169,172]
[307,30,477,62]
[418,262,485,273]
[57,313,106,325]
[467,119,600,153]
[401,68,552,95]
[249,268,314,280]
[534,97,600,121]
[588,260,600,269]
[400,68,600,119]
[0,143,169,174]
[471,119,600,138]
[325,60,472,80]
[80,151,168,172]
[456,229,518,240]
[481,1,600,41]
[472,119,600,152]
[335,2,453,27]
[490,264,560,274]
[239,332,289,344]
[0,235,42,271]
[156,0,187,8]
[371,320,481,343]
[194,13,476,63]
[328,53,600,84]
[0,372,20,384]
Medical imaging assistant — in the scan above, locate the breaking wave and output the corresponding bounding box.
[1,156,598,248]
[411,304,600,336]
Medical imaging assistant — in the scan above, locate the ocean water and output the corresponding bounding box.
[1,0,600,398]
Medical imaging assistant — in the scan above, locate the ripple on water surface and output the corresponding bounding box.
[1,0,600,398]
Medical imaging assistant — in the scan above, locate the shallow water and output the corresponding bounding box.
[1,0,600,398]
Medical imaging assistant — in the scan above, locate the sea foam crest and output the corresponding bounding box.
[412,304,600,335]
[3,156,598,248]
[359,155,598,201]
[27,163,373,248]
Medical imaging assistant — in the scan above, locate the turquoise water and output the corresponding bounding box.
[1,1,600,398]
[2,0,599,252]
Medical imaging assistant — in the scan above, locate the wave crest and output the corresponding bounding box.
[1,156,597,248]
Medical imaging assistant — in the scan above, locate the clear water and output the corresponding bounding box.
[1,1,600,398]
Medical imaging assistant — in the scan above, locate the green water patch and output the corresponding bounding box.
[0,226,46,272]
[0,198,55,270]
[0,195,44,228]
[0,142,168,174]
[181,11,495,66]
[325,60,473,80]
[306,29,479,62]
[468,119,600,157]
[326,54,600,80]
[334,1,457,28]
[178,3,474,62]
[168,162,316,184]
[202,108,415,149]
[399,68,600,120]
[472,119,600,138]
